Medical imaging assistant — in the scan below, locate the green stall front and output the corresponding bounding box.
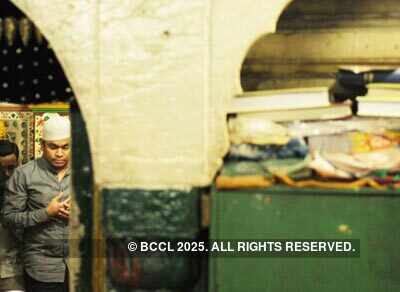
[210,186,400,292]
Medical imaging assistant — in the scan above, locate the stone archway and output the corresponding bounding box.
[1,2,95,291]
[8,0,295,190]
[240,0,400,92]
[4,1,297,291]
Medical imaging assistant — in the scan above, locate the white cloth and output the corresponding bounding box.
[42,114,70,141]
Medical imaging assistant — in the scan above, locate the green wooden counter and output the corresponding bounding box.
[210,186,400,292]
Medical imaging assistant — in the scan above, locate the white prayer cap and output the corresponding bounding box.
[43,114,71,141]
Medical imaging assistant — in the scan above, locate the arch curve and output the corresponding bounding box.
[228,0,294,93]
[239,0,400,91]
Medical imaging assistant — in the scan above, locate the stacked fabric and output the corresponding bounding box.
[219,72,400,190]
[293,119,400,183]
[357,82,400,117]
[219,116,400,190]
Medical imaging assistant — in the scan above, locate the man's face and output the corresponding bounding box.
[0,153,18,177]
[42,138,70,170]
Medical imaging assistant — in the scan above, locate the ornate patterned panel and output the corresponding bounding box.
[0,110,34,164]
[0,103,69,163]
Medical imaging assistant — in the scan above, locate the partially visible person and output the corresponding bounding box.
[0,140,24,292]
[2,115,71,292]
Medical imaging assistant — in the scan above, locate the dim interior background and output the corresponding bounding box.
[0,1,72,163]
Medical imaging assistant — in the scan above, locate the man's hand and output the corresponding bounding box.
[46,193,70,220]
[60,197,71,218]
[62,196,71,211]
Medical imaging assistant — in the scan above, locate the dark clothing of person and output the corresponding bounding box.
[2,157,70,283]
[0,162,24,291]
[24,270,68,292]
[0,275,24,291]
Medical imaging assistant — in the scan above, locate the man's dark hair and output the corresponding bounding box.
[0,140,19,160]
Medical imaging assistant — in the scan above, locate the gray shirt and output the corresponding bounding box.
[2,157,70,283]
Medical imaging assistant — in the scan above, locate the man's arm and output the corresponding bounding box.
[1,169,49,228]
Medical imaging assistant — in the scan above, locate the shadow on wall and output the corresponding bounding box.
[241,0,400,91]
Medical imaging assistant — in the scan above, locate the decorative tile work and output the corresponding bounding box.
[102,188,201,290]
[34,113,48,158]
[0,111,34,163]
[102,189,200,239]
[0,104,68,163]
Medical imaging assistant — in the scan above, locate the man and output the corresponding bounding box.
[0,140,24,292]
[2,115,71,292]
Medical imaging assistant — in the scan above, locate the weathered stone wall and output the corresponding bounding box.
[243,0,400,90]
[10,0,290,189]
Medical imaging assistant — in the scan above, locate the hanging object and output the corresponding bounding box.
[4,17,17,46]
[34,26,43,45]
[19,17,32,46]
